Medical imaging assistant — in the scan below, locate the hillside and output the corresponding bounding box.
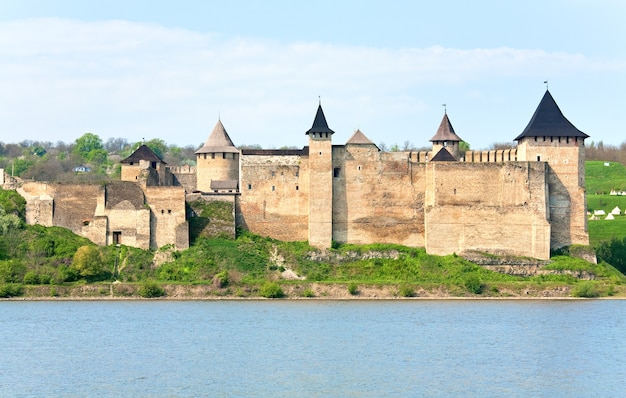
[585,161,626,245]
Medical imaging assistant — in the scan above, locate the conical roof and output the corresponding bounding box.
[121,144,166,164]
[430,147,457,162]
[305,104,335,135]
[346,129,374,145]
[514,90,588,140]
[430,113,462,142]
[196,119,238,154]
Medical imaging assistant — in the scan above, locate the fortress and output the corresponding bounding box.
[15,90,589,260]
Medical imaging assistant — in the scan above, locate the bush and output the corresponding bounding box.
[212,271,229,288]
[0,283,23,298]
[464,275,483,294]
[347,282,359,295]
[572,281,601,298]
[398,284,415,297]
[23,271,39,285]
[138,280,165,298]
[302,288,315,298]
[259,281,284,298]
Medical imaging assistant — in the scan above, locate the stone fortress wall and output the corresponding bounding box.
[11,90,588,260]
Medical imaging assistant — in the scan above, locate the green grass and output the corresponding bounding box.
[586,160,626,194]
[585,161,626,245]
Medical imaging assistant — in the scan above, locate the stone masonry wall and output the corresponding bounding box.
[238,154,309,242]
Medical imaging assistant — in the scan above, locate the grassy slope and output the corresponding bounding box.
[586,161,626,245]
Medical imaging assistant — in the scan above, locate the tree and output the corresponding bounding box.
[73,133,105,162]
[71,245,105,279]
[459,141,471,152]
[0,206,21,235]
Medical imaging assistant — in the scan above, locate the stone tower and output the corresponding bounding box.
[195,119,240,193]
[514,90,590,248]
[430,112,463,160]
[306,103,334,249]
[120,144,168,186]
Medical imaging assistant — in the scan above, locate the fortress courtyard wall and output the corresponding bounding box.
[144,186,189,250]
[237,153,309,242]
[424,161,551,259]
[333,148,426,247]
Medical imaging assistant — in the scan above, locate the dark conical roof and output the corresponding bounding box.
[514,90,588,140]
[305,104,335,135]
[121,144,166,164]
[430,113,462,142]
[196,119,239,154]
[431,147,457,162]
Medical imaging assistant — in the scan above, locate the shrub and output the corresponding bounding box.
[464,275,483,294]
[398,284,415,297]
[572,281,601,298]
[212,271,229,288]
[347,282,359,295]
[138,280,165,298]
[0,283,23,298]
[23,271,39,285]
[259,281,284,298]
[302,288,315,298]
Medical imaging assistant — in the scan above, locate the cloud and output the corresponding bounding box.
[0,18,622,149]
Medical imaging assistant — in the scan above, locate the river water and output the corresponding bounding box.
[0,300,624,397]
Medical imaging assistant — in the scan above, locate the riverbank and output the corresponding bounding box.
[3,281,624,300]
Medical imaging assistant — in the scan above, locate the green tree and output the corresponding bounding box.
[73,133,104,161]
[0,188,26,220]
[71,245,105,279]
[459,141,471,152]
[0,207,21,235]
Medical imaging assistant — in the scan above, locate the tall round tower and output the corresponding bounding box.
[195,119,239,192]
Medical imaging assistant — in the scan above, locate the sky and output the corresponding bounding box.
[0,0,624,150]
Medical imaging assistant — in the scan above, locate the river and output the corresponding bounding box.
[0,300,624,397]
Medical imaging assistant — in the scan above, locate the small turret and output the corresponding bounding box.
[430,112,463,160]
[195,119,239,192]
[120,144,168,186]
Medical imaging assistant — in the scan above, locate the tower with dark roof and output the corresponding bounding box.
[430,112,463,160]
[196,119,240,193]
[120,144,169,186]
[306,103,334,248]
[515,90,589,247]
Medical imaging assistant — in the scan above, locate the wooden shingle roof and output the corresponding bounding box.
[430,113,462,142]
[121,145,166,164]
[514,90,589,140]
[431,147,457,162]
[305,104,335,135]
[196,120,239,154]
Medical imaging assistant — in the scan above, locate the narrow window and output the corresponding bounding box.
[161,209,164,214]
[537,155,541,161]
[168,209,172,214]
[271,171,275,177]
[319,152,322,155]
[272,186,275,191]
[358,165,362,171]
[222,153,226,159]
[211,153,215,159]
[203,154,207,159]
[295,171,299,177]
[296,186,299,190]
[333,168,340,178]
[112,231,121,245]
[248,184,252,190]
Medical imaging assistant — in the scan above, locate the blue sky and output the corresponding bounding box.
[1,0,624,150]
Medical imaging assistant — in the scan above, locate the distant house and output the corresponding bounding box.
[73,166,91,173]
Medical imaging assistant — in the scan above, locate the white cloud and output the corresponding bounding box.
[0,18,623,149]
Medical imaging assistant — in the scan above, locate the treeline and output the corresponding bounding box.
[586,141,626,164]
[0,134,198,183]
